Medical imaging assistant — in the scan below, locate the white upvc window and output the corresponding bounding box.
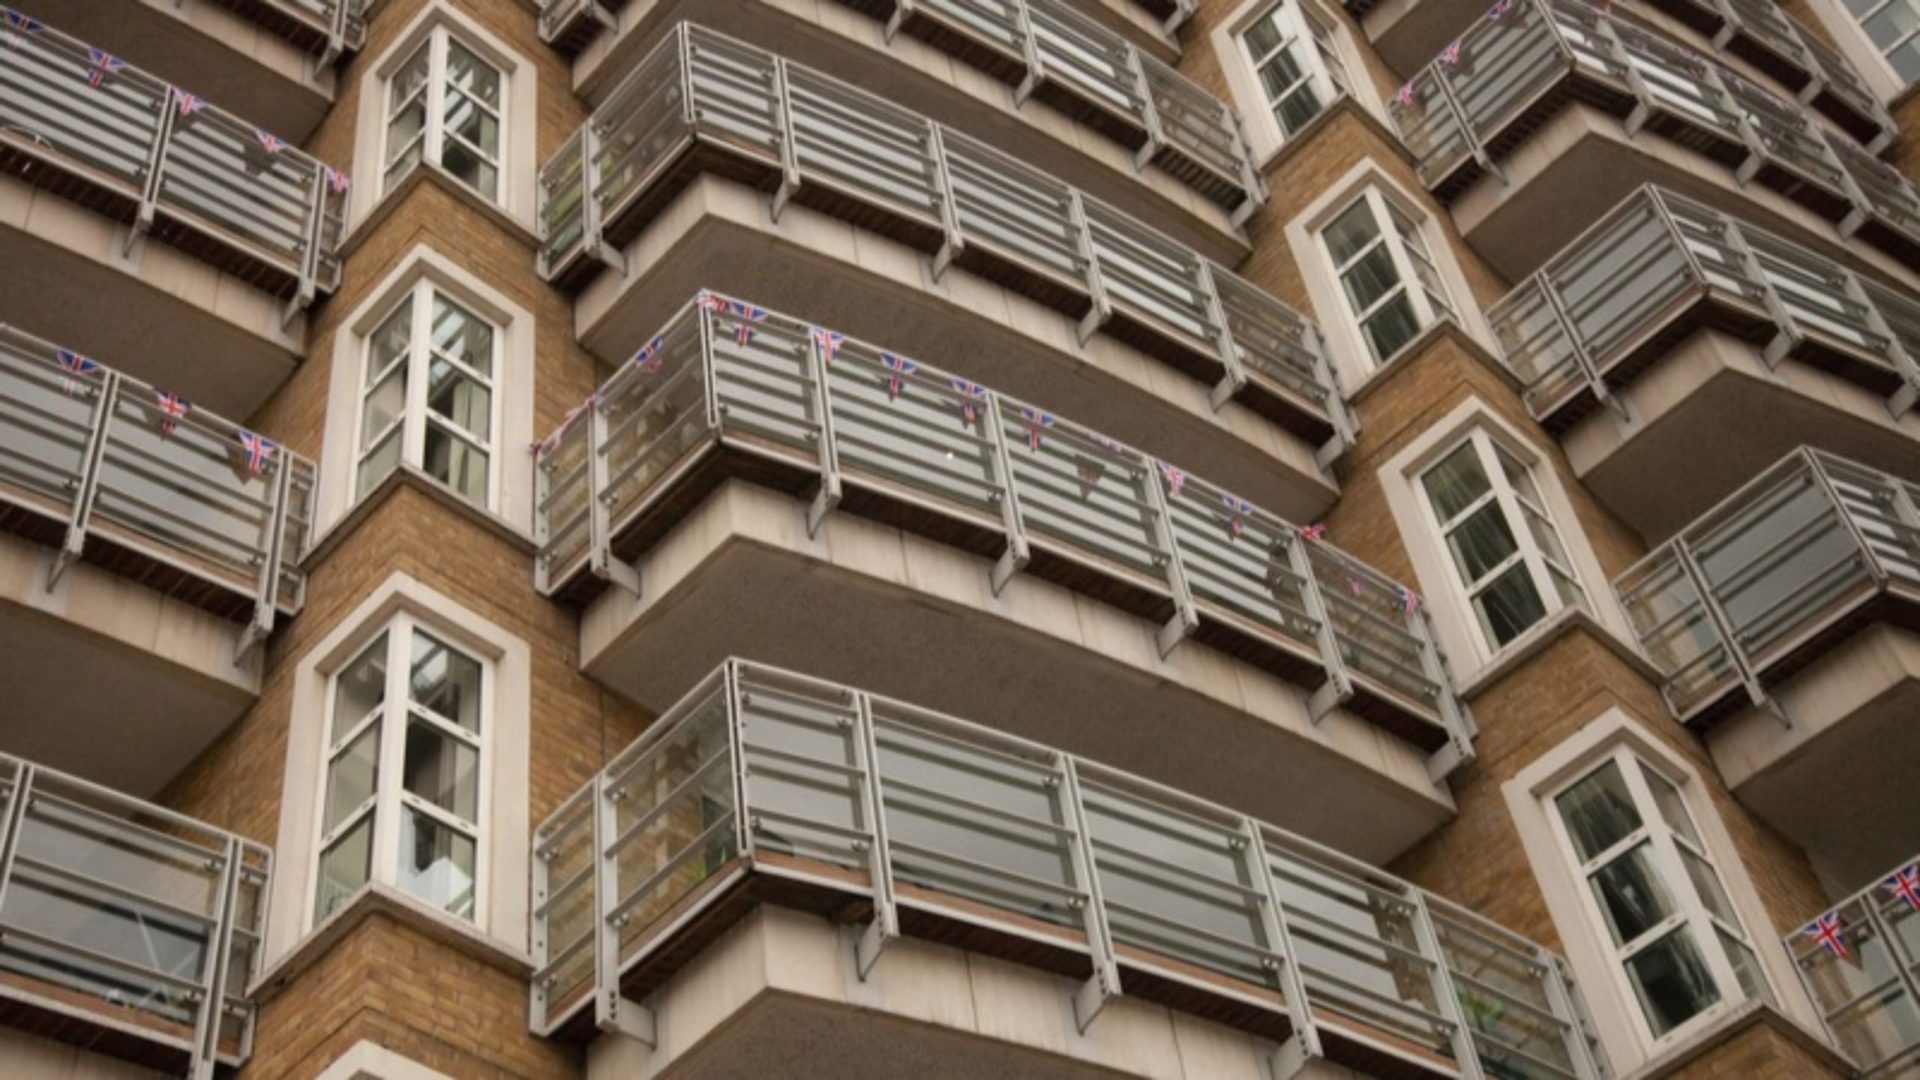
[355,282,498,509]
[1547,749,1776,1046]
[315,616,489,926]
[1418,430,1588,654]
[1242,0,1352,139]
[383,29,503,201]
[1836,0,1920,84]
[1320,189,1457,366]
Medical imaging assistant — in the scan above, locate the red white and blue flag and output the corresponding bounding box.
[695,291,728,314]
[1441,39,1464,66]
[1394,584,1421,616]
[1159,461,1185,499]
[4,10,40,50]
[1223,494,1253,540]
[812,328,845,368]
[532,393,596,455]
[950,378,986,426]
[880,353,917,401]
[85,47,125,89]
[235,428,276,476]
[255,129,286,156]
[1804,912,1848,960]
[727,301,766,346]
[1394,82,1416,109]
[1885,865,1920,914]
[325,166,351,194]
[1019,406,1054,452]
[55,348,101,396]
[1297,522,1327,541]
[153,390,192,437]
[1488,0,1514,18]
[175,90,207,120]
[633,335,666,375]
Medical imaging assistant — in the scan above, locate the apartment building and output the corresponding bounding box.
[0,0,1917,1076]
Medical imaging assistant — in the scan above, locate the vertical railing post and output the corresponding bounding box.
[0,761,31,922]
[1199,261,1250,412]
[533,441,556,595]
[1307,323,1359,468]
[928,125,964,281]
[1711,211,1801,367]
[849,692,897,979]
[129,89,181,258]
[1223,100,1266,229]
[1540,948,1612,1080]
[1289,535,1353,722]
[1408,890,1484,1080]
[982,394,1032,595]
[529,810,556,1033]
[50,371,120,590]
[1805,450,1889,586]
[1840,271,1920,419]
[1126,48,1166,174]
[724,661,755,863]
[1070,192,1112,345]
[236,454,295,662]
[580,122,626,276]
[1057,756,1120,1032]
[588,389,641,594]
[1142,454,1199,657]
[1668,534,1778,724]
[188,836,244,1080]
[804,323,843,538]
[1235,820,1322,1078]
[282,166,328,328]
[1535,269,1626,422]
[1696,62,1770,188]
[770,58,802,222]
[1412,604,1476,780]
[593,768,656,1044]
[1593,15,1659,138]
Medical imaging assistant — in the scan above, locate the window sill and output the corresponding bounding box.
[1254,95,1415,178]
[249,881,531,1005]
[339,162,540,259]
[1625,999,1850,1079]
[304,463,537,570]
[1457,605,1661,700]
[1345,318,1520,407]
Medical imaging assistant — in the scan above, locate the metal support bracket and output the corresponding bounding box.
[928,125,965,282]
[1127,50,1164,175]
[282,164,328,329]
[770,59,802,223]
[236,457,294,663]
[1308,325,1359,468]
[593,771,660,1047]
[1409,891,1483,1080]
[849,693,897,980]
[579,125,628,278]
[1142,461,1199,657]
[1236,818,1322,1079]
[50,372,119,591]
[1671,537,1782,728]
[1198,260,1247,416]
[1595,18,1657,139]
[188,837,243,1080]
[1538,269,1630,425]
[1058,757,1120,1033]
[129,90,181,258]
[803,327,844,539]
[1070,192,1113,345]
[588,395,642,595]
[983,394,1031,595]
[1289,536,1352,723]
[1839,270,1920,421]
[1409,606,1476,780]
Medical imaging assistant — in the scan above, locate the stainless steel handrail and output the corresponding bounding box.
[0,7,347,320]
[1785,855,1920,1078]
[202,0,368,61]
[538,23,1347,455]
[0,324,315,659]
[529,658,1607,1080]
[1613,447,1920,724]
[531,291,1470,772]
[0,753,272,1080]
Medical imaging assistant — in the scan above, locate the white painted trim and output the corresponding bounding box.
[316,245,535,539]
[1798,0,1913,102]
[1282,160,1491,389]
[315,1039,458,1080]
[1210,0,1386,164]
[267,572,532,966]
[1374,397,1632,675]
[347,0,538,231]
[1501,709,1823,1071]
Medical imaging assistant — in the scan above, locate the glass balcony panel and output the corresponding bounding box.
[709,313,822,461]
[592,49,693,221]
[598,308,711,536]
[1003,413,1169,583]
[536,793,596,1011]
[787,68,944,229]
[1615,555,1732,713]
[1086,203,1217,349]
[1748,239,1879,352]
[1452,0,1577,148]
[1304,543,1440,710]
[0,874,204,1025]
[539,131,589,271]
[1167,474,1322,656]
[685,29,783,165]
[0,336,97,509]
[827,348,1002,521]
[1547,200,1693,367]
[919,0,1029,57]
[1029,0,1146,122]
[943,132,1087,289]
[1212,267,1330,407]
[737,677,869,872]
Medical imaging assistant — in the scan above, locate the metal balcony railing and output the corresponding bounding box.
[0,753,271,1080]
[530,659,1607,1080]
[0,8,347,317]
[0,325,315,659]
[1639,0,1893,150]
[532,293,1464,768]
[1613,448,1920,726]
[1489,186,1920,430]
[535,4,1261,219]
[202,0,368,62]
[539,25,1332,444]
[1787,855,1920,1078]
[1387,0,1920,269]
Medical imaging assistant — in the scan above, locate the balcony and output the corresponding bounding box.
[1387,0,1920,281]
[0,324,313,794]
[542,28,1338,458]
[1488,185,1920,539]
[1614,449,1920,884]
[0,752,270,1080]
[544,1,1261,238]
[1787,856,1920,1077]
[531,659,1605,1080]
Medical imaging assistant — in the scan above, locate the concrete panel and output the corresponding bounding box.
[0,1026,167,1079]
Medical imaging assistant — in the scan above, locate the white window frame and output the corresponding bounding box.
[1502,710,1821,1070]
[1544,747,1775,1049]
[1213,0,1383,162]
[380,29,504,203]
[352,280,500,510]
[311,612,492,930]
[1804,0,1920,98]
[1242,0,1353,141]
[1320,187,1458,369]
[1416,428,1590,657]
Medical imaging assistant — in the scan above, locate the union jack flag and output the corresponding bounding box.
[728,301,766,346]
[1441,39,1464,66]
[153,390,192,437]
[255,129,286,156]
[1393,584,1421,616]
[175,90,206,120]
[633,335,667,375]
[1019,406,1053,452]
[55,348,101,396]
[1158,460,1185,499]
[1886,864,1920,914]
[1091,432,1128,456]
[812,328,845,368]
[1394,82,1416,109]
[1297,522,1327,541]
[4,11,41,50]
[235,428,276,476]
[1488,0,1514,18]
[880,352,917,401]
[325,166,351,194]
[1222,494,1253,540]
[950,378,986,426]
[533,393,597,455]
[1075,455,1106,493]
[1804,912,1848,960]
[695,291,729,314]
[85,47,125,90]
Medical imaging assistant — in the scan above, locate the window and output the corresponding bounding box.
[1321,190,1457,365]
[1420,431,1587,653]
[384,30,503,201]
[1242,0,1352,138]
[1836,0,1920,83]
[356,283,497,508]
[316,618,488,925]
[1549,751,1775,1044]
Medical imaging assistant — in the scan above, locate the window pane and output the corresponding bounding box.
[405,719,480,823]
[356,427,403,497]
[1275,87,1323,135]
[315,815,374,922]
[324,721,379,834]
[428,363,491,442]
[1258,49,1307,99]
[410,630,483,733]
[441,139,499,200]
[400,808,477,919]
[424,422,490,505]
[1556,761,1642,861]
[1446,504,1520,584]
[446,41,501,109]
[1341,243,1403,312]
[1626,927,1720,1037]
[1681,847,1738,925]
[360,365,407,451]
[1473,563,1547,647]
[389,44,430,111]
[1642,766,1701,847]
[1324,200,1382,265]
[1717,928,1772,1007]
[330,634,388,744]
[1422,442,1492,520]
[1522,504,1574,570]
[1244,13,1284,58]
[1361,293,1421,362]
[430,295,493,377]
[368,302,413,379]
[1588,842,1673,946]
